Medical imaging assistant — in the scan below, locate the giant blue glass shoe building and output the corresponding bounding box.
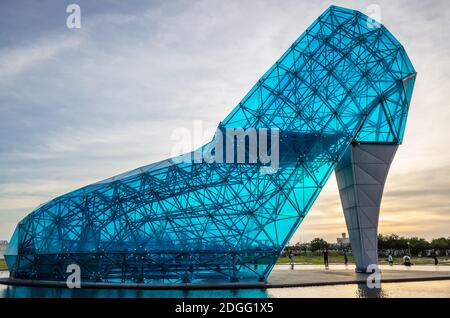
[5,6,416,284]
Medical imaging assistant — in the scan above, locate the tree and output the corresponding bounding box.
[397,236,409,251]
[295,242,308,254]
[381,234,408,251]
[310,238,329,252]
[431,237,449,253]
[407,237,430,256]
[378,234,388,250]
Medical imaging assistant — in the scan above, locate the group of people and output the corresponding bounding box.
[323,249,349,268]
[288,249,349,270]
[287,250,440,270]
[387,252,439,266]
[386,253,413,266]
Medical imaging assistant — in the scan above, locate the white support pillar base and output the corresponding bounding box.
[335,143,398,273]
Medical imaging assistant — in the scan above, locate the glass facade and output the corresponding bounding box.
[5,6,415,284]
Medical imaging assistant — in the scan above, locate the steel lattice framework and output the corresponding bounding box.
[6,6,416,284]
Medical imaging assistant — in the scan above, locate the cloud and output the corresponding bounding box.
[296,165,450,242]
[0,36,81,81]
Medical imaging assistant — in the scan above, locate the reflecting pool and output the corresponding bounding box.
[1,269,449,298]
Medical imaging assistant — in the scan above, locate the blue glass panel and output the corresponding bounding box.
[6,5,416,284]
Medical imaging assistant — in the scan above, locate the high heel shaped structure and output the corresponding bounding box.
[5,6,415,285]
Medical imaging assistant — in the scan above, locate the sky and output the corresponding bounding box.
[0,0,449,243]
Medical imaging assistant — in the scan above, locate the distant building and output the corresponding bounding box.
[0,240,8,259]
[336,233,350,248]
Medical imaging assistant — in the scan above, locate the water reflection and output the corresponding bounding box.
[356,284,386,298]
[1,269,450,298]
[266,281,450,298]
[3,281,450,298]
[0,284,269,298]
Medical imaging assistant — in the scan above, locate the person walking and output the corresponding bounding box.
[343,251,348,266]
[433,252,439,266]
[323,249,329,268]
[387,253,393,266]
[289,251,295,270]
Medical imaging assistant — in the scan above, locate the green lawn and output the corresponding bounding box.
[278,254,355,265]
[0,259,7,271]
[277,254,450,266]
[0,255,448,271]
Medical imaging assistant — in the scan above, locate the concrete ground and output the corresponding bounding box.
[267,267,450,288]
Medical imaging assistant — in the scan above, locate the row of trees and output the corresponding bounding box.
[377,234,450,255]
[290,235,450,256]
